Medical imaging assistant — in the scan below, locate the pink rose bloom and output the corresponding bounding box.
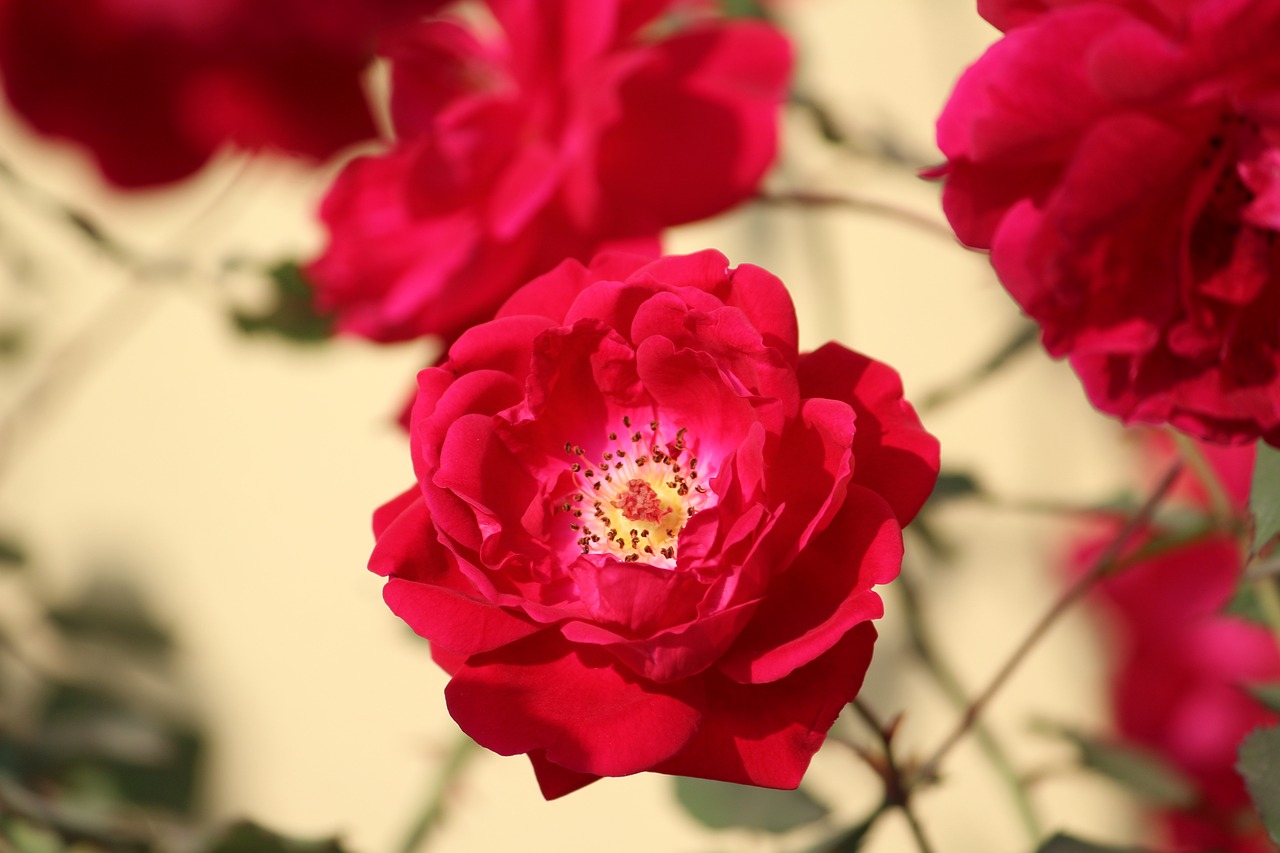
[307,0,792,343]
[932,0,1280,445]
[0,0,439,187]
[1074,442,1278,850]
[370,250,939,797]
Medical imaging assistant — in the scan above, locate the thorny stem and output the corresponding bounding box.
[755,190,957,242]
[912,460,1184,786]
[918,323,1041,414]
[395,735,479,853]
[897,572,1044,844]
[849,698,937,853]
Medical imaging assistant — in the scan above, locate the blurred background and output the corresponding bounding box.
[0,0,1152,850]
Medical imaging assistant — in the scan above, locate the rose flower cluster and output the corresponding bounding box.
[1071,441,1279,851]
[933,0,1280,446]
[0,0,443,186]
[371,251,940,795]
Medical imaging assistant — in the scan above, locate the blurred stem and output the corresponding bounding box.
[1170,431,1235,529]
[396,735,479,853]
[1251,578,1280,652]
[755,191,956,242]
[918,322,1041,414]
[912,460,1184,786]
[788,91,933,171]
[896,571,1043,844]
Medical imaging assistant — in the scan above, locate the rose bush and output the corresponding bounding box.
[0,0,440,187]
[369,249,939,797]
[308,0,792,343]
[931,0,1280,446]
[1074,442,1278,850]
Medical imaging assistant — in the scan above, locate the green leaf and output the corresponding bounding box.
[46,576,171,653]
[3,819,65,853]
[1040,724,1197,808]
[925,471,983,509]
[1250,443,1280,555]
[1237,724,1280,844]
[202,821,350,853]
[1033,832,1150,853]
[799,808,882,853]
[1226,584,1270,625]
[718,0,772,18]
[0,535,27,569]
[232,262,335,345]
[1247,684,1280,714]
[673,777,828,833]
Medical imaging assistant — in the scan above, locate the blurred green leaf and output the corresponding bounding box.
[1032,833,1150,853]
[674,777,828,833]
[3,818,65,853]
[1248,684,1280,714]
[1250,443,1280,555]
[1040,724,1197,808]
[1227,584,1271,625]
[46,576,171,654]
[718,0,772,18]
[799,807,882,853]
[232,262,335,345]
[925,471,983,509]
[37,682,202,815]
[1238,724,1280,844]
[202,821,351,853]
[0,535,27,569]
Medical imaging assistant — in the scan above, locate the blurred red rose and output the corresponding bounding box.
[931,0,1280,446]
[0,0,440,187]
[307,0,792,343]
[369,249,939,797]
[1074,441,1278,850]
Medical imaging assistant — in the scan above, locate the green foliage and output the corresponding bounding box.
[1247,684,1280,714]
[46,575,171,653]
[799,807,883,853]
[201,821,351,853]
[0,535,27,569]
[1032,832,1150,853]
[673,777,829,833]
[718,0,772,19]
[1250,443,1280,555]
[1237,724,1280,844]
[1040,724,1197,808]
[232,262,335,344]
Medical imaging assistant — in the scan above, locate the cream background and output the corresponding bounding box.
[1,1,1150,850]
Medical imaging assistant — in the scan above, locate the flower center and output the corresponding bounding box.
[557,414,712,568]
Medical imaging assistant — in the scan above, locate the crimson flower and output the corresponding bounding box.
[370,250,939,797]
[1074,442,1278,851]
[0,0,442,188]
[932,0,1280,445]
[307,0,792,343]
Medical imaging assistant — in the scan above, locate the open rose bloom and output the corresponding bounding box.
[932,0,1280,445]
[370,250,939,797]
[0,0,442,187]
[308,0,791,343]
[1074,442,1279,851]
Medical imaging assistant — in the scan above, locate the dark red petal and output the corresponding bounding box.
[527,750,601,800]
[797,344,939,526]
[718,486,899,683]
[445,633,701,777]
[654,623,877,788]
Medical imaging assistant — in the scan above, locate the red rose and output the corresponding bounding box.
[307,0,792,343]
[1073,442,1279,850]
[931,0,1280,446]
[0,0,440,187]
[369,250,939,797]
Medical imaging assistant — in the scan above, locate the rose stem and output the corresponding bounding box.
[911,460,1184,787]
[395,734,478,853]
[896,569,1043,843]
[916,322,1041,414]
[850,698,937,853]
[753,190,957,242]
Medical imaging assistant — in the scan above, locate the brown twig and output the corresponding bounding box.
[912,460,1185,785]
